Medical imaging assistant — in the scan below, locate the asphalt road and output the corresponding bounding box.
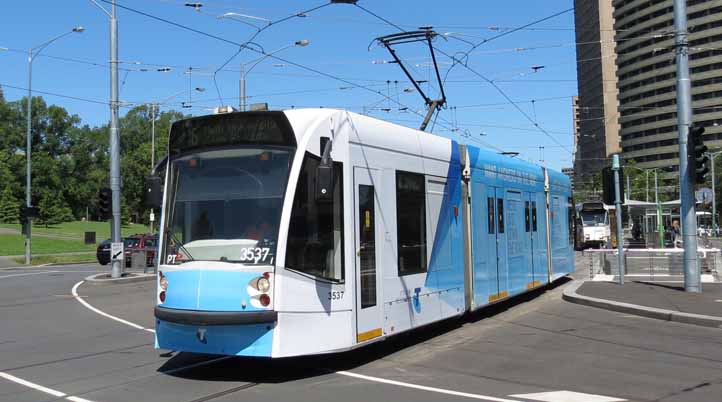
[1,258,721,402]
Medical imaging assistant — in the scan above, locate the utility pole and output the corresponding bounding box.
[655,170,663,248]
[25,50,33,266]
[239,64,246,111]
[613,155,625,284]
[673,0,701,292]
[151,104,156,169]
[109,0,122,279]
[712,153,717,235]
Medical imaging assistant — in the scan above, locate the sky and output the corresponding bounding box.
[0,0,578,170]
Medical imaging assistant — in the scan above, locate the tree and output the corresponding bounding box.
[0,185,19,223]
[35,191,73,227]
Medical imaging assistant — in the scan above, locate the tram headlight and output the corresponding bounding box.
[159,272,168,291]
[255,277,270,293]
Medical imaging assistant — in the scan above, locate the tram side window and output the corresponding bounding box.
[487,197,495,234]
[532,201,538,232]
[525,201,531,232]
[497,198,505,233]
[285,152,344,282]
[396,171,427,276]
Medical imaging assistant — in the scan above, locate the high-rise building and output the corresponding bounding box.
[562,167,576,191]
[573,0,621,187]
[614,0,722,173]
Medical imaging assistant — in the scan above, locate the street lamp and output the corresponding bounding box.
[705,150,722,235]
[239,40,310,111]
[24,26,83,265]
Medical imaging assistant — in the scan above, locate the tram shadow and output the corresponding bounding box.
[159,277,571,383]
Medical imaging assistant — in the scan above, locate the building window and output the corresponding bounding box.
[285,152,344,282]
[396,171,427,276]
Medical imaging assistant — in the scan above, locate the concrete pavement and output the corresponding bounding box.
[1,259,722,402]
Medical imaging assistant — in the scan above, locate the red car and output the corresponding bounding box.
[123,234,158,267]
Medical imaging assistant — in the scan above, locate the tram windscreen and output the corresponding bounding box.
[163,147,293,265]
[580,210,607,227]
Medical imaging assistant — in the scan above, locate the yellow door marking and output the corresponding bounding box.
[526,281,542,289]
[357,328,382,343]
[488,291,509,303]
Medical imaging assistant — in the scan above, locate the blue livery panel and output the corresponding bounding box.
[426,141,465,314]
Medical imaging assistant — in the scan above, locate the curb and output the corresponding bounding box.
[562,281,722,329]
[46,261,98,267]
[84,272,156,285]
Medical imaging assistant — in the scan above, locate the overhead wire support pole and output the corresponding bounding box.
[91,0,122,278]
[613,155,625,284]
[673,0,701,292]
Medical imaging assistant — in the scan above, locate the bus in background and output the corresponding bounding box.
[576,202,610,249]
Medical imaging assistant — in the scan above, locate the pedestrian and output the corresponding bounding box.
[672,219,682,248]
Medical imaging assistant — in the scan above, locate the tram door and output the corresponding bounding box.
[353,167,383,343]
[494,188,509,299]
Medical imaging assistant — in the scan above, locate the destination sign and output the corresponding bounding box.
[169,112,296,156]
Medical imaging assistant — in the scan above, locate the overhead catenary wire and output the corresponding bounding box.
[352,4,573,154]
[102,0,483,146]
[206,1,333,105]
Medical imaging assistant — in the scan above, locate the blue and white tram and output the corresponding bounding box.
[153,109,574,358]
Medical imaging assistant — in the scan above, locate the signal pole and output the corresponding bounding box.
[613,155,625,285]
[673,0,701,292]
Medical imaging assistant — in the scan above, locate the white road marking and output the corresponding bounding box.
[67,397,96,402]
[69,281,626,402]
[71,280,155,333]
[335,370,522,402]
[510,390,626,402]
[0,371,98,402]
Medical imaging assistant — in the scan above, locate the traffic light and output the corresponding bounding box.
[689,124,710,184]
[602,166,625,205]
[19,205,39,223]
[98,187,112,219]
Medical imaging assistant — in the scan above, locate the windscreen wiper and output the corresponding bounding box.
[166,230,195,263]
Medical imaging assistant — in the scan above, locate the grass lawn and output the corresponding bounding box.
[0,235,96,256]
[0,221,149,240]
[13,253,96,265]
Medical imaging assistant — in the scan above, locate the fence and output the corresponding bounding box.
[588,248,721,282]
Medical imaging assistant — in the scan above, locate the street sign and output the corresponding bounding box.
[110,242,124,262]
[149,212,155,222]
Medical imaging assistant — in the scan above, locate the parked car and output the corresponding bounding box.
[123,234,158,267]
[96,239,112,265]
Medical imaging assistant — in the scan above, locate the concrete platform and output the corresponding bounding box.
[564,280,722,328]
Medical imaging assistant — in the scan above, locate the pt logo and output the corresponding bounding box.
[413,287,422,313]
[197,328,207,344]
